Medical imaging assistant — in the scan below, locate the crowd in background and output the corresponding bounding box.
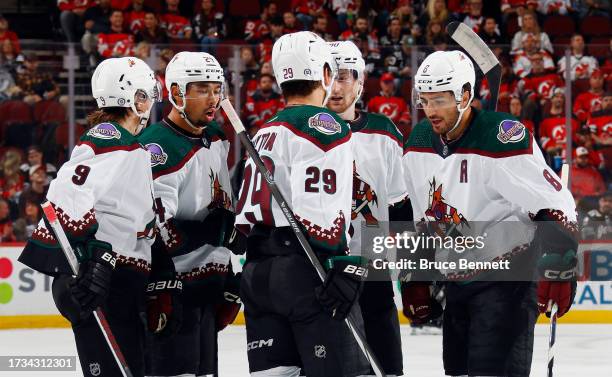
[0,0,611,242]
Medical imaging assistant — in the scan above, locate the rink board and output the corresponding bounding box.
[1,242,611,329]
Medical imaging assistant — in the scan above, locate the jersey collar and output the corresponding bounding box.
[431,107,477,159]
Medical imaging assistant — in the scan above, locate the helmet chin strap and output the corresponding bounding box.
[339,81,363,121]
[131,102,153,135]
[169,90,208,134]
[321,72,337,107]
[446,90,474,136]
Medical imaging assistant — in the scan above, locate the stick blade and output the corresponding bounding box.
[446,21,499,74]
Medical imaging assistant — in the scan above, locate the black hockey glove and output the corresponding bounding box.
[146,277,183,339]
[215,272,242,331]
[315,256,367,320]
[51,240,116,324]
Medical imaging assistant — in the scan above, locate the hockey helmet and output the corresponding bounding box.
[272,31,336,105]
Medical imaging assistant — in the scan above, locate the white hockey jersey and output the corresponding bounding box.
[402,109,577,275]
[235,105,353,255]
[20,122,156,275]
[138,118,233,280]
[348,111,408,255]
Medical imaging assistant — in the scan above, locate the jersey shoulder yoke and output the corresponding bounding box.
[362,112,403,146]
[461,110,532,156]
[78,122,141,153]
[263,105,350,150]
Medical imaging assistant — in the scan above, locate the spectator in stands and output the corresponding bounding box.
[292,0,324,30]
[283,11,299,33]
[332,0,358,32]
[160,0,193,40]
[311,14,333,41]
[59,0,95,43]
[480,60,519,110]
[390,0,417,35]
[0,15,20,54]
[96,10,134,58]
[509,95,535,134]
[19,145,57,184]
[367,72,410,135]
[240,46,260,97]
[0,150,24,202]
[123,0,153,35]
[193,0,225,54]
[574,124,604,169]
[574,69,605,122]
[21,198,42,238]
[424,19,447,47]
[83,0,113,35]
[501,0,528,22]
[13,53,60,105]
[462,0,485,33]
[571,146,606,200]
[575,0,610,18]
[418,0,450,31]
[0,197,15,242]
[539,88,579,156]
[244,1,279,43]
[518,51,564,119]
[258,16,285,63]
[512,33,555,78]
[135,12,168,44]
[379,17,411,78]
[537,0,573,15]
[478,16,506,51]
[0,39,19,72]
[557,34,599,82]
[581,191,612,240]
[339,15,380,60]
[587,91,612,147]
[0,45,14,101]
[510,10,553,53]
[243,73,284,135]
[18,164,48,216]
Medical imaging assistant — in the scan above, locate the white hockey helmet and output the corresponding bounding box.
[414,50,475,105]
[91,56,161,128]
[272,31,336,105]
[165,51,225,129]
[328,40,366,82]
[413,50,476,133]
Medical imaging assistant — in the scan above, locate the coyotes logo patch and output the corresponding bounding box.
[208,170,232,210]
[352,162,378,226]
[425,177,468,229]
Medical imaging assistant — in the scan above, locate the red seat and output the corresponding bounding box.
[552,36,571,59]
[506,15,520,37]
[400,79,413,100]
[587,37,610,60]
[33,100,66,124]
[229,1,260,18]
[543,15,575,38]
[363,77,381,104]
[580,16,610,37]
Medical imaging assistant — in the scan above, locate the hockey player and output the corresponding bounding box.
[138,51,241,377]
[18,56,160,377]
[236,31,369,376]
[326,40,406,377]
[401,50,578,377]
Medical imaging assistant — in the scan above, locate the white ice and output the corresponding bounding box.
[0,325,610,376]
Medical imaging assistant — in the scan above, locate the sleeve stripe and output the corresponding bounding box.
[260,121,351,152]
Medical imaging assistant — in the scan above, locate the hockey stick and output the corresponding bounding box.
[41,202,134,377]
[220,99,387,377]
[547,164,569,377]
[446,21,502,111]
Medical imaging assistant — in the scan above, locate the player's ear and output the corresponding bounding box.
[171,84,183,106]
[460,83,472,109]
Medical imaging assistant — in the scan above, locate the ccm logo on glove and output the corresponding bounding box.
[542,270,574,280]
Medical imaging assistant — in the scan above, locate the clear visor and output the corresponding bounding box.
[135,79,163,105]
[181,82,224,101]
[412,89,458,110]
[337,68,359,83]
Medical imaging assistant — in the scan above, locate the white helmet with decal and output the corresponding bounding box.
[272,31,336,105]
[413,50,476,133]
[328,40,365,105]
[91,56,161,130]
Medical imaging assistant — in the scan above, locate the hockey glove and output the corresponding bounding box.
[537,250,577,318]
[51,240,116,324]
[215,272,242,331]
[146,277,183,339]
[315,256,367,320]
[400,281,443,325]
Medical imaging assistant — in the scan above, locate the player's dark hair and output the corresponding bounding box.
[86,107,130,128]
[280,63,331,101]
